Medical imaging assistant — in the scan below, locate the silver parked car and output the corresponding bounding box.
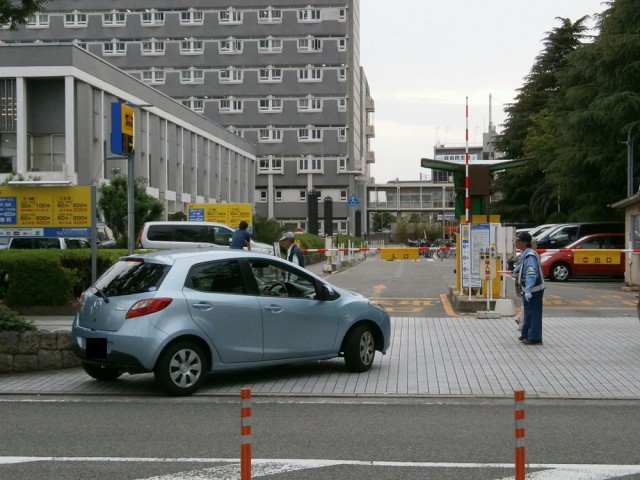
[72,250,391,395]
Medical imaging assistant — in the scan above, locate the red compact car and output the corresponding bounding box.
[538,233,625,281]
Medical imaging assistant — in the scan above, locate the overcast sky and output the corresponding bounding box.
[359,0,607,184]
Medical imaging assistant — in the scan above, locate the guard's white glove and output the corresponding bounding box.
[524,292,532,302]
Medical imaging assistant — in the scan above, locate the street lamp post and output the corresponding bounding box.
[627,127,635,197]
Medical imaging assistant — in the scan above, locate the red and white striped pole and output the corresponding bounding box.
[465,96,470,224]
[240,388,252,480]
[514,390,526,480]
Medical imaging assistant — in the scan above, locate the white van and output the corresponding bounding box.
[138,221,275,255]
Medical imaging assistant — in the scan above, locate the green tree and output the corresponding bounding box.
[371,212,394,231]
[0,0,49,30]
[98,176,164,247]
[252,214,282,244]
[493,17,590,222]
[545,0,638,220]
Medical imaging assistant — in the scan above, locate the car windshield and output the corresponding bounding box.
[94,259,170,297]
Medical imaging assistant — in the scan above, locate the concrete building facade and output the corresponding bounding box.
[0,1,375,233]
[0,44,256,214]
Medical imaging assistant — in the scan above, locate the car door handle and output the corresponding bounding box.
[264,305,283,313]
[192,302,213,310]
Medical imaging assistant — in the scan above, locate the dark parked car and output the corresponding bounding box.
[534,222,624,250]
[72,250,391,395]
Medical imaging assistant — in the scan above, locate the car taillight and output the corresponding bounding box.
[76,292,86,313]
[126,298,173,319]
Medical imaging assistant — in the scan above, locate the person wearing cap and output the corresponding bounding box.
[515,231,545,345]
[279,231,305,268]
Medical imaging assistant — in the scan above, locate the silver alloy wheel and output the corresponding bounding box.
[168,348,203,388]
[359,330,375,366]
[551,263,570,281]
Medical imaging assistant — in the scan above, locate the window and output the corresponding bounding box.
[340,190,348,201]
[219,38,243,54]
[258,67,282,83]
[337,98,347,112]
[64,12,87,27]
[141,40,165,55]
[275,190,282,202]
[258,156,283,173]
[298,97,323,112]
[141,70,165,85]
[182,99,204,113]
[259,98,283,113]
[299,190,307,202]
[188,260,247,295]
[258,190,268,202]
[227,126,244,138]
[338,38,347,52]
[141,10,165,26]
[338,129,347,142]
[219,68,244,84]
[248,258,316,297]
[104,40,126,56]
[338,157,347,172]
[298,8,321,22]
[219,99,243,113]
[338,68,347,82]
[180,10,203,25]
[298,67,322,82]
[181,69,204,84]
[258,128,282,143]
[258,8,282,24]
[298,127,322,142]
[297,37,322,53]
[339,9,347,21]
[180,39,204,54]
[298,156,323,173]
[26,14,49,28]
[29,134,65,172]
[103,11,126,26]
[258,37,282,54]
[219,9,243,24]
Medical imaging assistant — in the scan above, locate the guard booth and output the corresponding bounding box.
[420,157,529,301]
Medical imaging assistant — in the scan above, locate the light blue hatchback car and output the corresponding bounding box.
[72,250,391,395]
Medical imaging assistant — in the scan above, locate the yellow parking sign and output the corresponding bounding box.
[576,249,621,265]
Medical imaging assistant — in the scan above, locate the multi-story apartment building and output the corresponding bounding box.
[0,1,375,234]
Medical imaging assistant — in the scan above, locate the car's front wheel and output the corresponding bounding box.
[154,341,207,396]
[343,324,376,372]
[550,262,571,282]
[82,362,122,381]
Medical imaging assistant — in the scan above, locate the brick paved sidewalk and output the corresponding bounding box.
[2,315,639,399]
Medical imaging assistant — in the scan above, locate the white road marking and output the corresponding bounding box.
[2,457,640,479]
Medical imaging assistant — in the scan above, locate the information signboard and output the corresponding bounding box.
[187,203,253,227]
[0,186,91,237]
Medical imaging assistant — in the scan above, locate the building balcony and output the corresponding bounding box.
[366,124,375,138]
[365,97,375,112]
[366,150,375,164]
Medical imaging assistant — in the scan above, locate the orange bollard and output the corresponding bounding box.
[240,388,252,480]
[514,390,526,480]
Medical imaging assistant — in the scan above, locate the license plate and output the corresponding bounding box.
[86,338,107,359]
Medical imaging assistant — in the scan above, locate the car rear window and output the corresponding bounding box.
[94,259,170,297]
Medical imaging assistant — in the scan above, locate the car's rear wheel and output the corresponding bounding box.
[550,262,571,282]
[82,362,122,381]
[154,341,207,396]
[343,324,376,372]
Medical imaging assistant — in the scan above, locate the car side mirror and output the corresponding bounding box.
[318,283,336,300]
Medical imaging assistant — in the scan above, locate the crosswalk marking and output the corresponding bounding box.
[3,457,640,479]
